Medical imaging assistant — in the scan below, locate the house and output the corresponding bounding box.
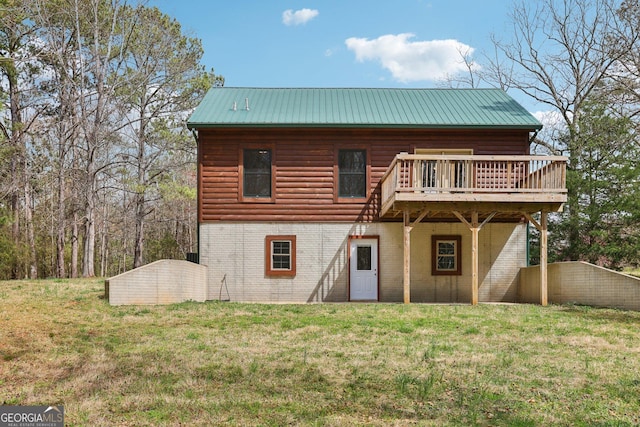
[186,87,567,304]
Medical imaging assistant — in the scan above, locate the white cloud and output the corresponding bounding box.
[282,8,319,26]
[345,33,476,83]
[530,110,568,154]
[532,110,566,130]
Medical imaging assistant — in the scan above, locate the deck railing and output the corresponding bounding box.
[381,154,567,206]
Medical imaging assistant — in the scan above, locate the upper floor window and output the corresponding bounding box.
[338,149,367,199]
[243,148,272,199]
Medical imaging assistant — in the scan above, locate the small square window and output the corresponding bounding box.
[272,241,291,270]
[266,235,296,277]
[432,235,461,275]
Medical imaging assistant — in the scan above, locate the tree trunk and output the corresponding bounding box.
[56,142,67,278]
[24,180,37,279]
[71,211,79,278]
[7,50,22,278]
[83,191,96,277]
[7,72,19,225]
[56,226,66,278]
[133,194,145,268]
[133,108,147,269]
[100,202,108,277]
[7,36,36,279]
[56,162,66,278]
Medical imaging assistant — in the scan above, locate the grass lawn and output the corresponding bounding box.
[1,279,640,426]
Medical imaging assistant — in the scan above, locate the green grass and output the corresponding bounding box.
[1,279,640,426]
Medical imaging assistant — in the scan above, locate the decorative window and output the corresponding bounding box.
[265,235,296,277]
[337,149,367,199]
[242,148,273,201]
[431,235,462,275]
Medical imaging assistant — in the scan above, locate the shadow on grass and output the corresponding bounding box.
[555,303,640,325]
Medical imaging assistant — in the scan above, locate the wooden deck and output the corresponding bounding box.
[380,154,567,218]
[380,154,568,306]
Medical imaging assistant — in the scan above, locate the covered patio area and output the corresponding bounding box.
[379,153,568,305]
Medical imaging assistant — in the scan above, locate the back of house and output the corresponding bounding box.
[187,87,566,303]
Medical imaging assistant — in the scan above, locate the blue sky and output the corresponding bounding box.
[147,1,537,109]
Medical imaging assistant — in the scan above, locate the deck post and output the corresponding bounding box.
[452,210,482,305]
[540,210,548,306]
[471,211,479,306]
[523,211,549,306]
[403,209,411,304]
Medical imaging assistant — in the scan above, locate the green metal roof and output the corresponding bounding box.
[187,87,542,130]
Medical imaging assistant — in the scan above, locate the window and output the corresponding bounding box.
[265,235,296,277]
[357,246,372,270]
[431,235,462,275]
[337,149,367,199]
[242,148,273,200]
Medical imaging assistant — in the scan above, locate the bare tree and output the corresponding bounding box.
[0,0,219,279]
[488,0,636,262]
[33,0,83,278]
[607,0,640,127]
[439,46,481,88]
[116,5,218,268]
[492,0,632,154]
[0,0,45,278]
[71,0,131,277]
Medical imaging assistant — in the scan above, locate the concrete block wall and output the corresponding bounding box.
[518,265,541,304]
[201,223,370,303]
[106,260,207,305]
[519,261,640,310]
[200,222,526,303]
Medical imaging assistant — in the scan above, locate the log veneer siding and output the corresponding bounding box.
[198,127,531,223]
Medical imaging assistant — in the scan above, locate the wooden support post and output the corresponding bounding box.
[403,209,411,304]
[453,210,483,305]
[471,211,479,306]
[523,211,549,306]
[540,210,548,306]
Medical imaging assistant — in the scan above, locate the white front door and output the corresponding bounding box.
[349,238,378,301]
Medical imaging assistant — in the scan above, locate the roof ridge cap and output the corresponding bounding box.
[215,87,503,91]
